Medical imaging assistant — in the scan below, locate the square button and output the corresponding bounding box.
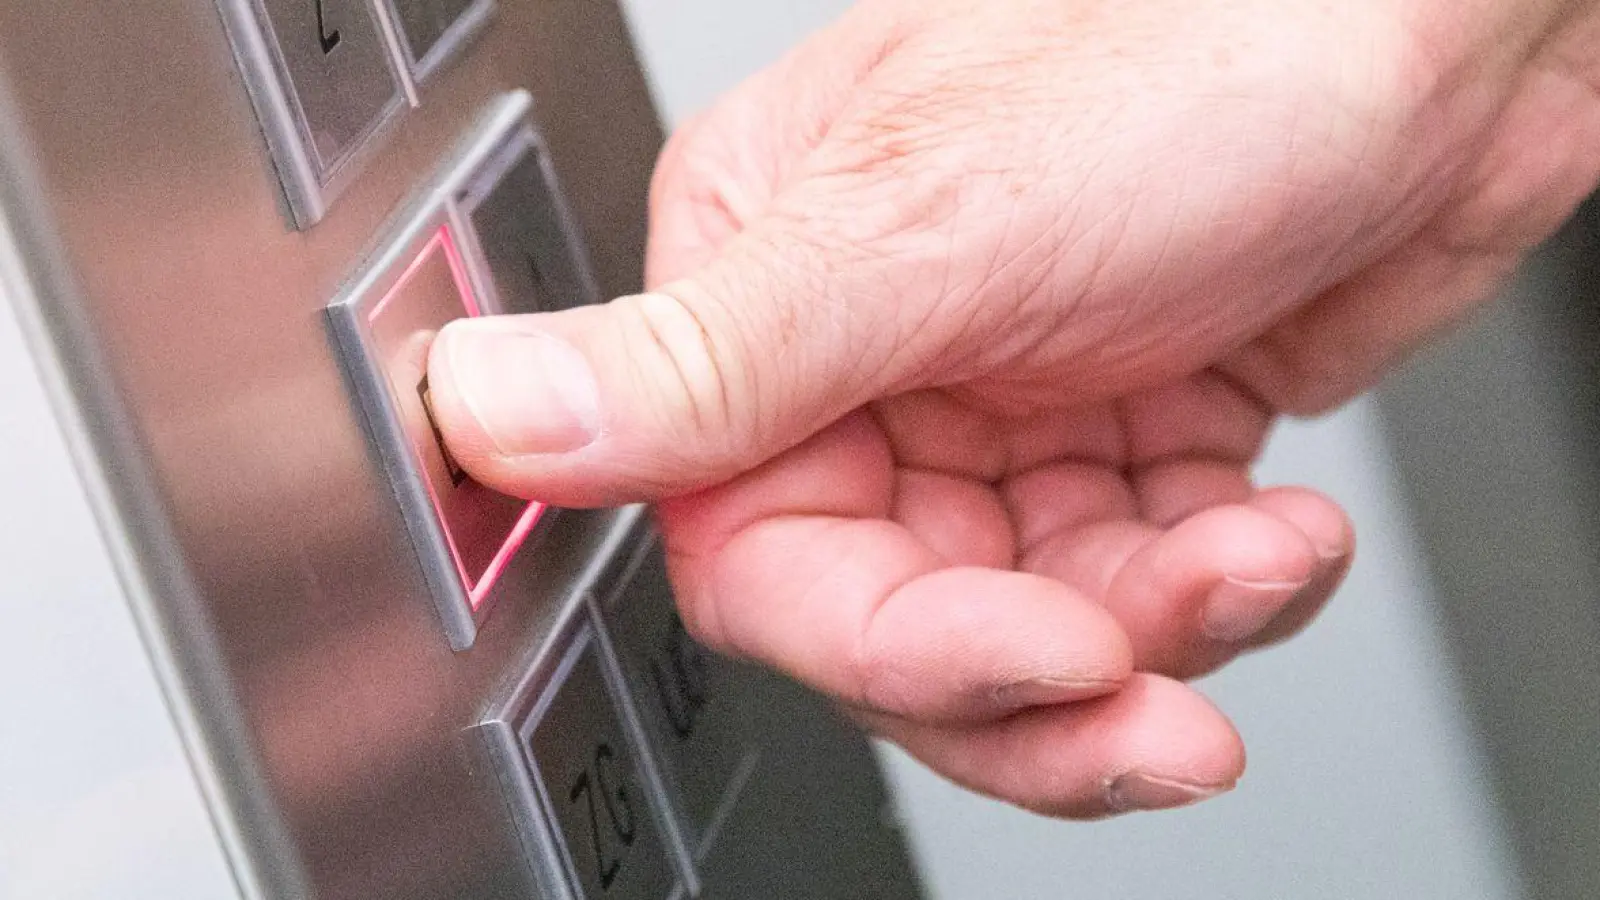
[520,627,684,900]
[259,0,406,174]
[329,219,546,649]
[601,545,758,856]
[458,128,600,316]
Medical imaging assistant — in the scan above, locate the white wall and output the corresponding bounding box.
[617,4,1522,896]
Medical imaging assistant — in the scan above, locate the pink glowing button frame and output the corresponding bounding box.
[367,226,547,612]
[329,215,550,651]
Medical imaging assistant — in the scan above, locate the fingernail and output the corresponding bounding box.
[1104,772,1233,814]
[993,676,1119,708]
[436,320,602,456]
[1201,576,1306,643]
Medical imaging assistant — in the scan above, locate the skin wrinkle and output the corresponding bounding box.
[638,287,741,452]
[822,241,925,404]
[1072,189,1148,373]
[1004,167,1105,367]
[894,467,1020,567]
[848,547,940,711]
[1004,470,1137,551]
[992,468,1033,565]
[960,186,1078,367]
[918,186,1021,379]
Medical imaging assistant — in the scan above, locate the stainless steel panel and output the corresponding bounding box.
[599,540,757,858]
[0,0,927,897]
[0,189,238,898]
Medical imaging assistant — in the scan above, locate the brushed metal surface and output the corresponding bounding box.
[0,159,239,899]
[0,0,926,897]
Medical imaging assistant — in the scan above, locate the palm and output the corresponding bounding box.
[655,366,1350,815]
[885,372,1351,676]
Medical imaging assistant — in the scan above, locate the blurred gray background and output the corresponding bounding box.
[617,2,1600,897]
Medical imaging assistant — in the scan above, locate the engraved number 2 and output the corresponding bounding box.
[315,0,342,53]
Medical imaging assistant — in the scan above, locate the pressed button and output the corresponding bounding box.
[327,216,548,649]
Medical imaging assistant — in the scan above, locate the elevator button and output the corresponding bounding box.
[602,546,758,856]
[522,629,683,900]
[459,128,600,316]
[328,219,546,650]
[260,0,406,175]
[388,0,493,76]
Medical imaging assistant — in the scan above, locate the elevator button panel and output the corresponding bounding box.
[473,515,767,897]
[600,545,759,857]
[387,0,495,79]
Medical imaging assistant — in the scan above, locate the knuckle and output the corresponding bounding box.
[1224,335,1363,417]
[661,548,736,657]
[622,289,743,447]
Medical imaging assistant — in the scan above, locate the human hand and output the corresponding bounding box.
[428,0,1600,816]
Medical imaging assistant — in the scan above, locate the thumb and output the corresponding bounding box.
[426,3,918,507]
[426,232,890,507]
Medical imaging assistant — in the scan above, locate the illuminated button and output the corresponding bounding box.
[387,0,493,76]
[601,545,758,856]
[328,220,545,649]
[458,128,599,316]
[522,628,683,900]
[259,0,406,176]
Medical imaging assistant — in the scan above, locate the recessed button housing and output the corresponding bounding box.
[328,209,547,649]
[261,0,406,172]
[326,92,597,649]
[220,0,410,226]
